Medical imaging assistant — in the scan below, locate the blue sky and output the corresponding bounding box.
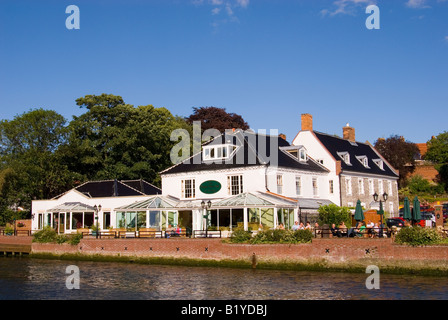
[0,0,447,144]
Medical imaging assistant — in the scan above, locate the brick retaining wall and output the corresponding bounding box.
[29,237,448,264]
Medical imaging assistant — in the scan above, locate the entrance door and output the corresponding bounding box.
[58,213,65,234]
[178,211,192,236]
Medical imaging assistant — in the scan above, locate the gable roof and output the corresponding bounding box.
[312,131,398,178]
[161,130,328,175]
[53,179,161,199]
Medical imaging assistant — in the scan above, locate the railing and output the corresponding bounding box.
[0,229,32,236]
[193,230,222,238]
[313,227,390,238]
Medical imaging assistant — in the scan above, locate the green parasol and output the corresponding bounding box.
[354,200,365,222]
[403,197,412,221]
[412,196,421,223]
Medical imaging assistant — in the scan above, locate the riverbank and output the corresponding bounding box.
[2,236,448,277]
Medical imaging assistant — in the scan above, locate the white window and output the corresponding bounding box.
[228,175,243,195]
[329,180,334,194]
[203,144,237,161]
[299,148,307,162]
[358,178,364,195]
[378,179,383,195]
[337,152,351,165]
[369,179,374,195]
[312,177,318,197]
[295,176,302,196]
[388,180,393,196]
[181,179,195,199]
[277,175,283,194]
[373,159,384,170]
[356,156,369,168]
[389,202,394,215]
[345,177,352,195]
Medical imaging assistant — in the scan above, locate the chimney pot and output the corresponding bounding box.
[343,124,355,142]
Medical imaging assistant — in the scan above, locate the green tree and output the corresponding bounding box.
[62,94,191,186]
[317,204,352,228]
[0,109,78,223]
[374,135,420,187]
[425,132,448,190]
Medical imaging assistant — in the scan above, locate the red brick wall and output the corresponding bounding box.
[30,238,448,264]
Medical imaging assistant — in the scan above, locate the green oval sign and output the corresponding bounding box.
[200,180,221,194]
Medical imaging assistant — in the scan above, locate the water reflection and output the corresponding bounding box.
[0,258,447,300]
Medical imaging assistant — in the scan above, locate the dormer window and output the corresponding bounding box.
[373,159,384,170]
[203,144,237,161]
[299,148,307,162]
[337,152,351,165]
[356,155,369,168]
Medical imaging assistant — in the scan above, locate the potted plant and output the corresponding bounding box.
[4,224,14,236]
[91,224,99,236]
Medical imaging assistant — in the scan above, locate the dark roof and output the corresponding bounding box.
[313,131,398,178]
[161,130,328,175]
[121,179,162,195]
[72,179,161,198]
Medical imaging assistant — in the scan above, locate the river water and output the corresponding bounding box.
[0,257,447,300]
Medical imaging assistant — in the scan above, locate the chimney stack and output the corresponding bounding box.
[279,133,286,141]
[301,113,313,131]
[343,123,355,142]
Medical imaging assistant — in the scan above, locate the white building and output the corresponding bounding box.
[292,114,400,215]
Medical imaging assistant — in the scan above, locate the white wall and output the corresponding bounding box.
[292,131,341,205]
[31,190,154,232]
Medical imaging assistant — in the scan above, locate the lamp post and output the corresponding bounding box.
[201,200,212,238]
[93,204,102,239]
[373,192,387,237]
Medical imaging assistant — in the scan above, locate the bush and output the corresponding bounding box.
[251,229,312,244]
[32,226,58,243]
[32,226,82,245]
[229,226,252,243]
[395,226,442,246]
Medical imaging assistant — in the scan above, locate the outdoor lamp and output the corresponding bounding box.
[373,192,378,202]
[201,200,206,209]
[207,200,212,209]
[383,193,388,201]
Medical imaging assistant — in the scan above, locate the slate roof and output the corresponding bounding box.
[55,179,162,199]
[312,131,398,178]
[161,130,328,175]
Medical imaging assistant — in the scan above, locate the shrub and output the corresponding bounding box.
[32,226,82,245]
[32,226,58,243]
[251,229,312,244]
[229,226,252,243]
[395,226,442,246]
[66,233,83,245]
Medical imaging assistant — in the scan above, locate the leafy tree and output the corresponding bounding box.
[425,132,448,190]
[62,94,192,186]
[317,204,352,228]
[0,109,78,223]
[186,106,250,134]
[374,135,420,187]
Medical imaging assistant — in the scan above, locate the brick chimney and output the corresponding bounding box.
[301,113,313,131]
[343,123,355,142]
[279,133,286,140]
